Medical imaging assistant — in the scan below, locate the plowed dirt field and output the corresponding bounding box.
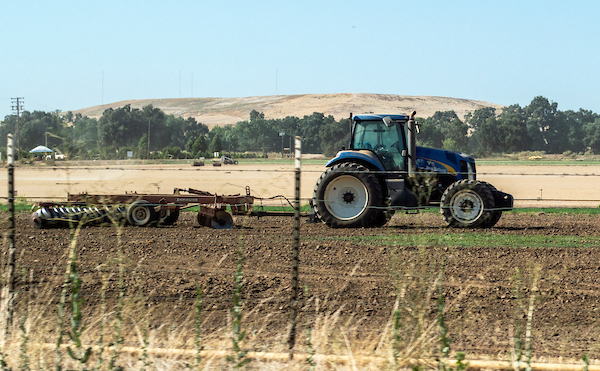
[9,209,600,364]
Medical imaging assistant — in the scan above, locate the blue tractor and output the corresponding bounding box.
[313,112,513,228]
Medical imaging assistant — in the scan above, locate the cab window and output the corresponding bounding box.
[352,121,406,171]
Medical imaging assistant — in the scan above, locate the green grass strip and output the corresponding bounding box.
[508,207,600,214]
[316,233,600,249]
[0,203,33,212]
[477,160,600,166]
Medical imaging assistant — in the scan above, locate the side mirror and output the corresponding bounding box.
[416,121,420,134]
[382,116,394,127]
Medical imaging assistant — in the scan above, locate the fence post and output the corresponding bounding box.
[288,136,301,359]
[2,134,16,340]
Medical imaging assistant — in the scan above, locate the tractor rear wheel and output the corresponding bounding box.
[440,180,494,228]
[313,163,384,228]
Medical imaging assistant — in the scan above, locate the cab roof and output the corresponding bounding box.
[353,114,410,122]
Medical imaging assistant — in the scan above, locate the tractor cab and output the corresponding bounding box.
[349,114,410,172]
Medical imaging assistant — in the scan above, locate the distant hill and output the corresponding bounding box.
[73,93,504,128]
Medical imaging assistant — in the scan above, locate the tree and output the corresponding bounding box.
[209,125,236,153]
[209,134,222,155]
[98,105,146,149]
[69,116,99,151]
[184,117,209,148]
[319,118,351,157]
[465,107,496,132]
[442,118,469,152]
[233,115,278,152]
[280,116,301,137]
[137,134,149,159]
[583,118,600,153]
[418,111,460,149]
[250,109,265,122]
[465,107,497,154]
[559,109,598,153]
[497,104,530,152]
[142,105,167,150]
[192,135,207,157]
[65,111,74,123]
[524,96,559,152]
[301,112,332,153]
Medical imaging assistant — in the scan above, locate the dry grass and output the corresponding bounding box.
[72,93,504,128]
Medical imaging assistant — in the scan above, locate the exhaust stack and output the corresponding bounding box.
[407,111,417,177]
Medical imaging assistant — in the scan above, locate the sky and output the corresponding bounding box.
[1,0,599,119]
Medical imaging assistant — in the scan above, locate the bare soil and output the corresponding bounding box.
[9,210,600,362]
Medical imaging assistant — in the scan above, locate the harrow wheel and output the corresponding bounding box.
[127,200,158,227]
[158,207,180,225]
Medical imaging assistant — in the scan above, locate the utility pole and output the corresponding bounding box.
[11,98,24,157]
[279,132,285,158]
[147,119,151,158]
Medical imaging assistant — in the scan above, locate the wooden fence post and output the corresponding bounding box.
[2,134,16,341]
[288,136,301,359]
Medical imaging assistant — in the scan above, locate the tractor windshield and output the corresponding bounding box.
[352,119,406,171]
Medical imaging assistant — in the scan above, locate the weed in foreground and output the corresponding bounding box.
[390,245,442,366]
[303,285,315,371]
[185,285,204,370]
[226,247,251,368]
[436,270,468,371]
[65,245,92,368]
[509,266,541,371]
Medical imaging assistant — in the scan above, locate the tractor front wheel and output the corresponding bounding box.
[440,180,494,228]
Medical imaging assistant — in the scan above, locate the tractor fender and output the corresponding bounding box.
[326,150,385,172]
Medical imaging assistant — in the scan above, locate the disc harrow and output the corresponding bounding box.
[31,205,126,229]
[30,187,257,229]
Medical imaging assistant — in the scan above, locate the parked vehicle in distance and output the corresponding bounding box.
[220,155,238,165]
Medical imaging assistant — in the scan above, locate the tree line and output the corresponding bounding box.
[1,95,599,160]
[0,105,350,160]
[419,96,600,156]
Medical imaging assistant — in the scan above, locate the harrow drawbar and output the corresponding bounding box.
[30,187,258,229]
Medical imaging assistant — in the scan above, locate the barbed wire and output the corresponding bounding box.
[4,196,600,205]
[10,165,600,177]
